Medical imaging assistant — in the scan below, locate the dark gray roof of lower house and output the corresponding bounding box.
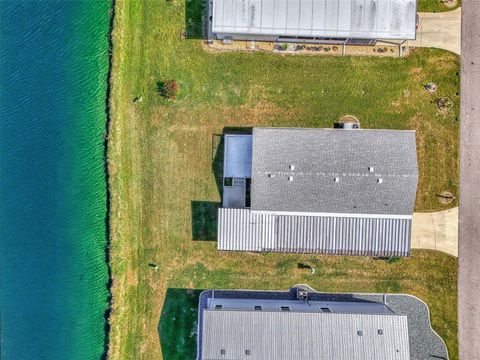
[196,286,449,360]
[218,208,412,256]
[251,128,418,216]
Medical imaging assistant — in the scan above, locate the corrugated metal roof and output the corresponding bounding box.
[218,208,412,256]
[201,310,410,360]
[251,128,418,215]
[212,0,417,40]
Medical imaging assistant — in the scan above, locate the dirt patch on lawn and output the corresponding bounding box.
[127,269,138,286]
[409,67,426,82]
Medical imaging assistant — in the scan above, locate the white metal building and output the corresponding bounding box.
[210,0,417,43]
[196,286,449,360]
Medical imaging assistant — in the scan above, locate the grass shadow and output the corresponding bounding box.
[159,288,203,360]
[211,133,223,199]
[184,0,207,39]
[191,201,219,241]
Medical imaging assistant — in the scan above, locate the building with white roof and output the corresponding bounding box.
[196,285,449,359]
[210,0,417,44]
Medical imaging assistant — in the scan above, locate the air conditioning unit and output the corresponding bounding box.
[333,122,359,129]
[297,289,308,301]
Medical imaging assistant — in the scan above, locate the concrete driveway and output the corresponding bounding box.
[408,8,461,55]
[412,208,458,256]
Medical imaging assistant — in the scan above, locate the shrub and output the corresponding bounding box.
[387,256,401,264]
[157,80,178,100]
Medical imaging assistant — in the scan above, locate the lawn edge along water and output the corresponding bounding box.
[102,0,116,359]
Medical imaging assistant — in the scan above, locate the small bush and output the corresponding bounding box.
[157,80,178,100]
[387,256,401,264]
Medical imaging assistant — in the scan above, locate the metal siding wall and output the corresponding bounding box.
[218,208,411,256]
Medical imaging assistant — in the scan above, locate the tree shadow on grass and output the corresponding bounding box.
[159,288,203,360]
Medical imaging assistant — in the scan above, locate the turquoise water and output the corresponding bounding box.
[0,1,111,359]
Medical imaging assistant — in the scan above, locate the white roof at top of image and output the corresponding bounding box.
[212,0,417,40]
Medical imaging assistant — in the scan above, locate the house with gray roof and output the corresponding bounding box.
[218,127,418,256]
[209,0,417,45]
[196,285,449,360]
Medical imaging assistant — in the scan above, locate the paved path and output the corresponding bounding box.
[408,8,461,55]
[459,2,480,359]
[411,208,458,257]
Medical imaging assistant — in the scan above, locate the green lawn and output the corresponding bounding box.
[418,0,461,12]
[108,1,459,359]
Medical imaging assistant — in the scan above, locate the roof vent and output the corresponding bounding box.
[377,178,383,184]
[378,329,384,335]
[368,167,374,172]
[288,176,293,181]
[289,164,295,170]
[334,177,340,183]
[268,173,275,178]
[357,330,363,336]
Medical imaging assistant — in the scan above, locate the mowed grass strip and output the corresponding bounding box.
[108,1,459,359]
[418,0,461,12]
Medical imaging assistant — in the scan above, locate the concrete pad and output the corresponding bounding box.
[408,8,461,55]
[223,184,246,208]
[411,208,458,256]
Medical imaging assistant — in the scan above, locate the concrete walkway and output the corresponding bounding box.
[412,208,458,257]
[459,3,480,358]
[408,8,461,55]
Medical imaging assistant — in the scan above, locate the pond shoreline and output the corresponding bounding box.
[102,0,116,359]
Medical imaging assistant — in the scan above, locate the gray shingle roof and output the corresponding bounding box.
[212,0,417,40]
[251,128,418,216]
